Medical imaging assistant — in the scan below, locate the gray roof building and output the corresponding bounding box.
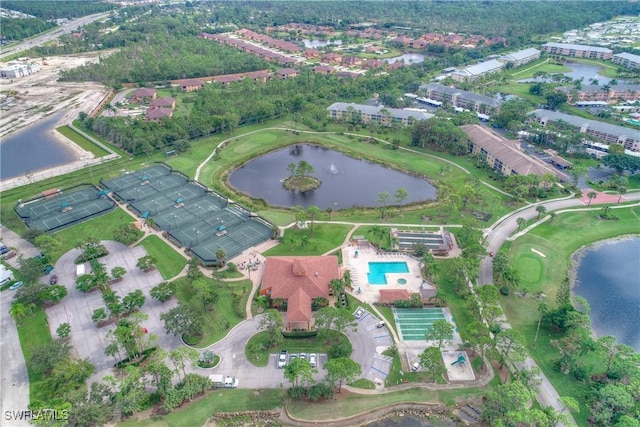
[419,83,503,110]
[541,42,612,54]
[499,48,541,63]
[528,109,640,151]
[452,59,504,81]
[327,102,433,124]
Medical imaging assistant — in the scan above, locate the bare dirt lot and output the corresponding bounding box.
[0,52,113,139]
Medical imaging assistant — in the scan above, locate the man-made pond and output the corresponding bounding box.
[385,53,427,64]
[0,112,76,180]
[573,237,640,351]
[302,39,342,48]
[518,61,622,85]
[228,144,437,209]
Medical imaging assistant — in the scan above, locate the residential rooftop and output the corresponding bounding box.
[529,109,640,139]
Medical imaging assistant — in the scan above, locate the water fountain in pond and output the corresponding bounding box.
[328,162,339,175]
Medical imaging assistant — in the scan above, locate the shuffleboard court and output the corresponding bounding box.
[393,308,450,341]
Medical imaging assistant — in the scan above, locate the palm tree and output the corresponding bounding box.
[535,205,547,219]
[343,270,352,289]
[9,302,28,326]
[215,249,226,266]
[306,205,322,238]
[617,187,627,204]
[368,225,385,249]
[516,217,526,231]
[587,191,597,207]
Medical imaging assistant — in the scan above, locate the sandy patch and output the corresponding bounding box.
[531,248,546,257]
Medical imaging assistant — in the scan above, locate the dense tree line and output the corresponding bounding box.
[59,35,269,87]
[79,64,433,155]
[2,1,114,19]
[225,1,637,40]
[1,18,56,41]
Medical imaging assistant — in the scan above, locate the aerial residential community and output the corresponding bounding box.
[0,2,639,427]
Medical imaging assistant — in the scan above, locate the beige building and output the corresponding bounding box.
[461,124,567,179]
[327,102,433,126]
[541,42,612,60]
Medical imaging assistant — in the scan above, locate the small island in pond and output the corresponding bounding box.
[282,160,321,192]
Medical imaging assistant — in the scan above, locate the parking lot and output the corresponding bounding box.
[353,307,394,384]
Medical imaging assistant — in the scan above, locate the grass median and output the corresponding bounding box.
[56,125,109,157]
[136,235,187,280]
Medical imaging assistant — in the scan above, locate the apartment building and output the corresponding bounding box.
[528,109,640,152]
[540,42,613,60]
[499,48,541,67]
[327,102,433,126]
[612,52,640,70]
[451,59,504,82]
[419,83,502,115]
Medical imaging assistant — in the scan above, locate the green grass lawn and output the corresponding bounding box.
[265,224,352,256]
[383,348,404,387]
[56,125,110,157]
[136,235,187,280]
[15,307,53,402]
[245,330,351,367]
[509,60,572,79]
[50,208,137,261]
[117,389,285,427]
[502,206,640,425]
[174,276,252,348]
[287,386,484,420]
[349,378,376,389]
[375,305,399,337]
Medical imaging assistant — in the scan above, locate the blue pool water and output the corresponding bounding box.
[368,262,409,285]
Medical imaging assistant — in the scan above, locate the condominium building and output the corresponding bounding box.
[451,59,504,82]
[461,124,567,179]
[499,48,541,67]
[327,102,433,126]
[540,42,612,60]
[612,52,640,70]
[558,84,640,104]
[528,109,640,152]
[419,83,502,115]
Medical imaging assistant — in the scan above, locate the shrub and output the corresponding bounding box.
[287,386,307,399]
[281,330,318,339]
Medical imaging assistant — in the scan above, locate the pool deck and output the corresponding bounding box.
[342,244,426,305]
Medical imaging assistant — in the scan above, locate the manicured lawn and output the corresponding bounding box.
[15,307,53,402]
[117,389,285,427]
[245,330,351,367]
[174,276,252,348]
[383,348,404,387]
[509,60,572,79]
[287,386,484,420]
[265,224,352,256]
[349,378,376,389]
[136,235,187,280]
[56,125,110,157]
[502,206,640,425]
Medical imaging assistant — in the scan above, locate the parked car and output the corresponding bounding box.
[289,353,298,364]
[0,245,8,255]
[354,308,364,318]
[299,353,307,361]
[9,281,24,291]
[49,274,58,285]
[411,362,420,371]
[278,350,288,368]
[376,321,385,328]
[309,353,317,368]
[43,265,54,275]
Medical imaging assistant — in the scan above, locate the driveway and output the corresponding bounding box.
[184,307,392,388]
[47,241,181,384]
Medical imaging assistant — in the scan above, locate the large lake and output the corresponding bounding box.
[573,237,640,351]
[228,144,437,209]
[0,112,76,180]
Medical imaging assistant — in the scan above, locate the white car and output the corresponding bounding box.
[412,362,420,371]
[309,353,317,368]
[278,350,287,368]
[354,308,364,318]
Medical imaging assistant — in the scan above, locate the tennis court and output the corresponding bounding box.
[15,185,116,232]
[102,164,273,266]
[393,307,450,341]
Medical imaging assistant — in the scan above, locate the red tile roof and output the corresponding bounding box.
[262,256,340,324]
[379,289,411,304]
[149,97,175,109]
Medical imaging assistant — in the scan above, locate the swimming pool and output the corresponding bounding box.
[367,261,409,284]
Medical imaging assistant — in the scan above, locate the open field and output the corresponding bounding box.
[266,223,352,256]
[56,125,110,157]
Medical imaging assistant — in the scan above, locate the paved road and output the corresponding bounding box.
[0,226,40,426]
[0,12,111,61]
